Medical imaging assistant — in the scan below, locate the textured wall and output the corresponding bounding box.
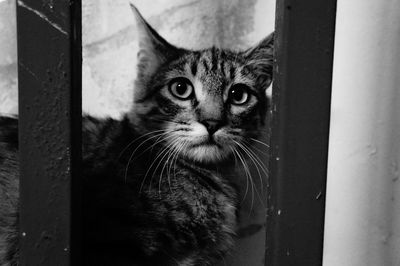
[323,0,400,265]
[0,0,17,115]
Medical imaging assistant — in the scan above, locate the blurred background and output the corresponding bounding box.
[1,0,400,265]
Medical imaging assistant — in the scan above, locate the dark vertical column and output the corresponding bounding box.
[17,0,82,265]
[266,1,337,265]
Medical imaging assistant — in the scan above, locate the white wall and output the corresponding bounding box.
[323,1,400,265]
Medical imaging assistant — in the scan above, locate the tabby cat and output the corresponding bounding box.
[0,5,273,266]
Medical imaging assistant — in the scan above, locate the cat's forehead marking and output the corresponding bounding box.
[199,72,224,96]
[198,48,220,73]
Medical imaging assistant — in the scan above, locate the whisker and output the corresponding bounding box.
[166,139,185,190]
[123,132,172,183]
[234,141,264,193]
[118,129,167,159]
[249,137,270,148]
[244,139,269,155]
[154,138,184,195]
[172,140,188,182]
[232,148,251,206]
[230,146,238,166]
[139,138,177,193]
[241,142,269,179]
[157,138,185,195]
[165,149,175,192]
[141,137,180,193]
[239,149,255,206]
[158,145,176,196]
[235,142,267,209]
[235,148,255,212]
[130,133,176,163]
[148,128,186,153]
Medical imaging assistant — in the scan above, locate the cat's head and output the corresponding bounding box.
[129,5,273,164]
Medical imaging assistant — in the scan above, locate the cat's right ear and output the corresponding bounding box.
[130,4,181,82]
[242,32,274,91]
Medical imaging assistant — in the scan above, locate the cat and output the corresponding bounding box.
[0,5,273,266]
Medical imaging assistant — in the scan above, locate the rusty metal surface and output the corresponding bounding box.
[266,0,337,265]
[17,0,81,265]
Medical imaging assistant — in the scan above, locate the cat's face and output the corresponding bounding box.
[129,6,273,164]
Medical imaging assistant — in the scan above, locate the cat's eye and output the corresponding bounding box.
[168,78,194,100]
[228,84,251,105]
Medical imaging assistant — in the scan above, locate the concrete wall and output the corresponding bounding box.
[323,1,400,265]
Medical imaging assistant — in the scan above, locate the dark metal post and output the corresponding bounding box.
[17,0,82,265]
[266,0,337,265]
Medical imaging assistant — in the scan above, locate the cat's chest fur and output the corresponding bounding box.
[82,116,238,265]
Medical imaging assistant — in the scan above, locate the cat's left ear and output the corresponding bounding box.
[242,32,274,90]
[130,4,182,83]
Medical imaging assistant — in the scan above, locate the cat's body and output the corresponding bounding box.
[82,116,237,265]
[0,117,19,266]
[0,5,273,266]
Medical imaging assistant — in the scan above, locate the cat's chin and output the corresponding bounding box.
[185,144,231,164]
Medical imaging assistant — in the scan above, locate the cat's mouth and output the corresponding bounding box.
[190,136,222,149]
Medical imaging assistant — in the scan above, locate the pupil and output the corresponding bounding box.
[232,89,243,101]
[176,83,187,95]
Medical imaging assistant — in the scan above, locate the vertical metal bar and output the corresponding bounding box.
[70,1,82,265]
[266,1,337,265]
[17,0,81,265]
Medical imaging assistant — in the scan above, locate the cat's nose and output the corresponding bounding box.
[201,120,221,135]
